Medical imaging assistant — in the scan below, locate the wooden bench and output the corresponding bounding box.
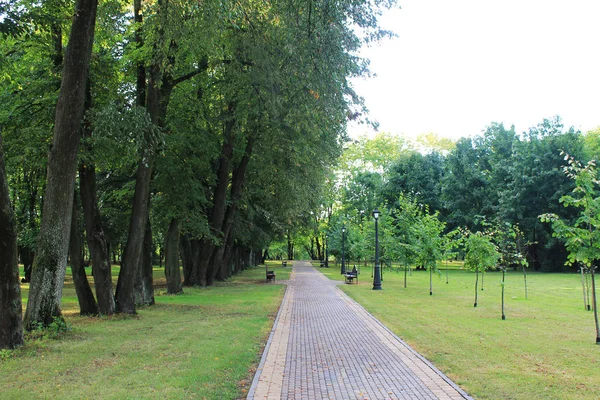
[282,261,287,268]
[266,270,276,282]
[319,260,325,268]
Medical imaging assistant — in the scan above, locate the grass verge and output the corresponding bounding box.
[321,266,600,400]
[2,263,289,400]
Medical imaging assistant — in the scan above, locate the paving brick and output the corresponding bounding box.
[247,262,473,400]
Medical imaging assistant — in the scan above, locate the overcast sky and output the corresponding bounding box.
[348,0,600,140]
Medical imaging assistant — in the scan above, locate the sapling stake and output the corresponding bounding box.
[501,268,506,320]
[581,266,589,311]
[474,269,479,307]
[430,266,433,296]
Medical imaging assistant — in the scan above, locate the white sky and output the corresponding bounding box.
[348,0,600,140]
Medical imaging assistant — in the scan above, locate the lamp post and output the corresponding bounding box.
[325,234,329,268]
[373,208,382,290]
[341,226,346,275]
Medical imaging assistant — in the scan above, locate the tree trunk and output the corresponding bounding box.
[210,134,254,282]
[217,233,235,281]
[69,195,99,315]
[287,232,293,260]
[474,270,479,307]
[0,133,23,349]
[191,239,205,286]
[199,110,236,286]
[501,269,506,320]
[165,219,182,294]
[24,0,98,329]
[134,218,155,306]
[115,156,153,314]
[134,0,146,108]
[79,81,115,316]
[19,246,34,283]
[180,234,194,286]
[591,265,599,344]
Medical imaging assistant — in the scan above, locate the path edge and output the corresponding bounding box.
[246,281,291,399]
[333,283,474,400]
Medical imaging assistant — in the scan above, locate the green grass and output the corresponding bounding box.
[3,263,289,399]
[321,266,600,399]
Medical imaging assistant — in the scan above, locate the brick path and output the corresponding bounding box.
[247,261,472,400]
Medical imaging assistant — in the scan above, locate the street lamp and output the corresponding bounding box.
[373,208,382,290]
[341,226,346,275]
[325,234,329,268]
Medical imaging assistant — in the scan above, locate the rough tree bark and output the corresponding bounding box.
[134,218,155,306]
[69,196,99,315]
[115,154,153,314]
[180,234,194,286]
[24,0,99,329]
[0,133,23,349]
[165,219,182,293]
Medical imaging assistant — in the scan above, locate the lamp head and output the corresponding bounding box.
[373,208,380,220]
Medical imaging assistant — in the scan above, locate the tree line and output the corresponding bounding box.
[292,122,600,343]
[0,0,396,349]
[318,120,597,273]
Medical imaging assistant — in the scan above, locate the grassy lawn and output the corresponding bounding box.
[2,261,290,399]
[321,265,600,400]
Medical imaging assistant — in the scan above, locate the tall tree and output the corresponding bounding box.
[24,0,99,329]
[0,132,23,349]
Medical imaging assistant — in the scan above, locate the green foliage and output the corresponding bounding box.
[0,348,13,361]
[462,230,500,273]
[540,155,600,268]
[27,316,72,341]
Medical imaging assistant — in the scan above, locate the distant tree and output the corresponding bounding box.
[500,117,584,271]
[441,137,492,231]
[384,151,444,214]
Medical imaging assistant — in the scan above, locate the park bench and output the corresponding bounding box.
[282,261,287,268]
[319,260,325,268]
[266,269,276,282]
[344,266,359,284]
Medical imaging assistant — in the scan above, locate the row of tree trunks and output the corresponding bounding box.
[24,0,99,329]
[0,133,23,349]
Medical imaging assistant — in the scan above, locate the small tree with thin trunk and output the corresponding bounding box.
[492,222,527,319]
[412,206,446,296]
[540,154,600,344]
[463,230,500,308]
